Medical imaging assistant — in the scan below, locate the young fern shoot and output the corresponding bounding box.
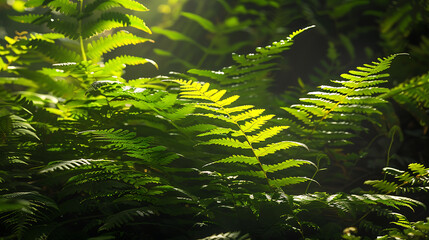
[174,79,314,189]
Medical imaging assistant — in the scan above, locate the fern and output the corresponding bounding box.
[86,31,153,60]
[381,72,429,127]
[280,54,402,172]
[184,26,315,104]
[0,192,58,239]
[40,159,109,173]
[365,163,429,194]
[80,128,179,168]
[174,79,313,188]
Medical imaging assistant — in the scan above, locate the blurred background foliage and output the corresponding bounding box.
[2,0,428,85]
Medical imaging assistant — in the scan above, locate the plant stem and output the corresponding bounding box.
[305,156,321,193]
[78,0,87,61]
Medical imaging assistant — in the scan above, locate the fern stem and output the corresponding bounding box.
[199,90,271,186]
[384,128,397,180]
[305,155,322,193]
[78,0,87,61]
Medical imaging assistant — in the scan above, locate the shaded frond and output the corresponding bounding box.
[40,159,108,173]
[47,0,78,16]
[99,208,156,231]
[367,163,429,194]
[381,72,429,126]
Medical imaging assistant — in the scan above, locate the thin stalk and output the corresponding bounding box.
[78,0,87,61]
[384,129,396,180]
[198,90,271,187]
[305,156,322,193]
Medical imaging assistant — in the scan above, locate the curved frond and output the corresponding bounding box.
[86,31,153,60]
[47,19,79,39]
[103,55,157,76]
[83,12,151,39]
[40,159,107,173]
[8,14,47,24]
[175,79,309,188]
[85,0,148,13]
[381,72,429,126]
[28,39,81,62]
[99,208,156,231]
[47,0,78,16]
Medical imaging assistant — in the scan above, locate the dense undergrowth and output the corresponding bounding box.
[0,0,428,239]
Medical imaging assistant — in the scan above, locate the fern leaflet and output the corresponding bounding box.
[174,79,311,188]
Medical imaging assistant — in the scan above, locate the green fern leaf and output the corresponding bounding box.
[263,159,315,173]
[381,72,429,126]
[28,39,81,62]
[99,208,156,231]
[364,180,399,193]
[85,0,148,13]
[103,55,157,76]
[8,14,47,23]
[40,159,108,173]
[269,177,310,187]
[409,163,428,176]
[83,12,151,39]
[47,0,78,16]
[197,127,236,137]
[254,141,307,157]
[247,126,289,144]
[175,79,309,188]
[47,19,79,39]
[212,155,259,165]
[230,109,265,122]
[239,115,275,133]
[199,138,252,149]
[86,31,153,59]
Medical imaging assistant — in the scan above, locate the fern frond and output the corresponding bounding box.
[381,72,429,126]
[212,155,259,166]
[47,0,78,16]
[364,180,399,193]
[263,159,315,173]
[40,159,108,173]
[8,14,47,23]
[28,39,81,62]
[80,129,177,166]
[198,231,251,240]
[83,12,151,39]
[86,31,153,60]
[284,54,400,148]
[269,177,311,187]
[199,138,252,149]
[185,26,315,103]
[85,0,148,13]
[254,141,307,157]
[409,163,429,176]
[174,79,310,188]
[1,192,58,239]
[366,163,429,194]
[103,55,157,76]
[46,19,79,39]
[99,208,156,231]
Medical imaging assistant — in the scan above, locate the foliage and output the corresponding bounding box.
[0,0,428,239]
